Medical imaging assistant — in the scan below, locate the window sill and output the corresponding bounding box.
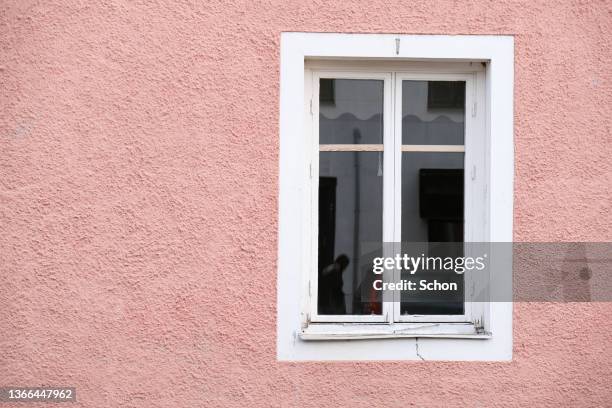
[300,322,491,341]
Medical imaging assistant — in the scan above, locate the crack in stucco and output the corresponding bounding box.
[415,338,425,361]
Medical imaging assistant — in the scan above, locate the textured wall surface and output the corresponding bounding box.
[1,1,611,407]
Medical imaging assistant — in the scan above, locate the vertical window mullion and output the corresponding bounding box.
[382,72,395,323]
[392,73,403,322]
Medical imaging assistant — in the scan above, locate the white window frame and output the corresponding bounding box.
[277,33,514,361]
[309,67,484,326]
[309,70,393,324]
[391,71,482,324]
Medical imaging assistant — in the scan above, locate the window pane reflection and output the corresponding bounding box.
[400,152,465,315]
[402,81,465,145]
[319,79,384,144]
[318,152,383,315]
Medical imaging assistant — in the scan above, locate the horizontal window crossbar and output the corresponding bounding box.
[319,144,383,151]
[318,144,465,152]
[401,145,465,152]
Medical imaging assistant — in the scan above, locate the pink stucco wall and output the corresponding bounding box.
[1,1,611,407]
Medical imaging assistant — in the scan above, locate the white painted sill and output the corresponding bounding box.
[301,322,491,341]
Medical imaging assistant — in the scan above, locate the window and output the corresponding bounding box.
[278,34,513,361]
[309,67,486,329]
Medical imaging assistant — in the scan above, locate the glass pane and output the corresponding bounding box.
[400,152,464,315]
[319,79,384,144]
[318,152,383,315]
[402,81,465,145]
